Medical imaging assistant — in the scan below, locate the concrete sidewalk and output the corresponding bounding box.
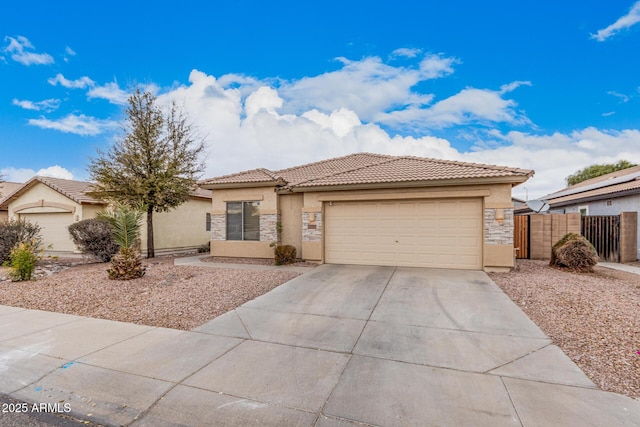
[174,254,316,273]
[598,262,640,275]
[1,265,639,426]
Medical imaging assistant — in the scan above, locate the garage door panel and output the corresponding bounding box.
[325,198,482,269]
[20,213,75,252]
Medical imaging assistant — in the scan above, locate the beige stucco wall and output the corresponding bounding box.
[209,187,277,258]
[140,197,211,254]
[210,182,518,270]
[279,193,303,257]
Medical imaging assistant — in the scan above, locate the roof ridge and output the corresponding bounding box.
[275,152,392,175]
[287,155,398,187]
[395,155,531,174]
[256,168,284,182]
[36,176,90,204]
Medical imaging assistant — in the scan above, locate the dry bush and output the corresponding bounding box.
[274,244,297,265]
[555,239,599,272]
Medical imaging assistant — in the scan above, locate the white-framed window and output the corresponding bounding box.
[578,205,589,216]
[226,201,260,241]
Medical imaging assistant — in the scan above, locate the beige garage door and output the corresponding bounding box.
[20,213,76,252]
[325,198,482,269]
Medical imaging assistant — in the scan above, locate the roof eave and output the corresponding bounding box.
[548,188,640,208]
[200,180,284,190]
[281,175,531,193]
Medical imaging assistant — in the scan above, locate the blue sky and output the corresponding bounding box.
[1,1,640,199]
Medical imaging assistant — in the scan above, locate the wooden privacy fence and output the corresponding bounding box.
[514,211,637,262]
[514,215,529,259]
[581,215,619,262]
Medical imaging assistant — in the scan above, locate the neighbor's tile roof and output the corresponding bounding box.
[1,176,211,208]
[200,152,533,189]
[545,165,640,206]
[0,181,24,207]
[548,178,640,206]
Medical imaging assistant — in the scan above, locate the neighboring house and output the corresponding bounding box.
[543,165,640,259]
[199,153,533,272]
[0,181,24,221]
[0,176,212,254]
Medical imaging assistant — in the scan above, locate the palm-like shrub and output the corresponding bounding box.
[97,205,146,280]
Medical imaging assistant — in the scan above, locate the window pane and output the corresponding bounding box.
[206,213,211,231]
[243,201,260,241]
[226,202,242,240]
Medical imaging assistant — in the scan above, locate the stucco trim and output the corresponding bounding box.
[316,189,491,202]
[13,200,76,214]
[221,195,265,202]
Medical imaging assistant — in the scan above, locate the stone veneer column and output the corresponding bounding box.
[302,211,322,242]
[259,213,280,242]
[210,214,226,241]
[484,208,514,245]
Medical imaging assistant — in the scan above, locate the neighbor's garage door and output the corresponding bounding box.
[20,213,76,252]
[325,198,482,269]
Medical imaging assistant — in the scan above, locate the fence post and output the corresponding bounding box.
[620,212,638,263]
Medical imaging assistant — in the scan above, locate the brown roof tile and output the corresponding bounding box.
[200,152,533,190]
[199,168,284,186]
[0,182,24,207]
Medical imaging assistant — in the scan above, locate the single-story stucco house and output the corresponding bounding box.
[0,176,212,255]
[199,153,534,271]
[543,165,640,259]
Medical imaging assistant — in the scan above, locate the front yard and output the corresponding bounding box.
[0,257,301,330]
[489,260,640,400]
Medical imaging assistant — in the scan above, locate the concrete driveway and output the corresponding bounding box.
[1,264,640,426]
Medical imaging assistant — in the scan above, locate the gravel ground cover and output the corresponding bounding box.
[489,260,640,400]
[0,257,301,330]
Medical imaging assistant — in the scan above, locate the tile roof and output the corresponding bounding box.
[0,181,24,208]
[545,166,640,206]
[200,152,533,190]
[0,176,211,209]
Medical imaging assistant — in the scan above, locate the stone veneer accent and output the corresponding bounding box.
[484,208,514,245]
[302,211,322,242]
[260,213,279,242]
[211,214,226,241]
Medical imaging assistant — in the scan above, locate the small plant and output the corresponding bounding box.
[273,244,297,265]
[97,204,146,280]
[107,247,145,280]
[68,218,120,262]
[197,241,210,253]
[0,218,42,264]
[550,233,598,272]
[4,238,42,281]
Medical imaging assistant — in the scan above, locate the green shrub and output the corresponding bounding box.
[68,218,119,262]
[0,219,42,263]
[4,238,41,281]
[550,233,598,272]
[273,244,296,265]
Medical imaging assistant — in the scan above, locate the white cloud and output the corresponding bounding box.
[12,98,60,112]
[28,114,117,136]
[154,69,640,201]
[376,83,531,129]
[465,128,640,200]
[607,90,630,102]
[47,73,95,89]
[1,165,73,182]
[278,53,455,121]
[65,46,76,56]
[592,1,640,41]
[390,47,422,58]
[3,35,54,65]
[87,81,129,105]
